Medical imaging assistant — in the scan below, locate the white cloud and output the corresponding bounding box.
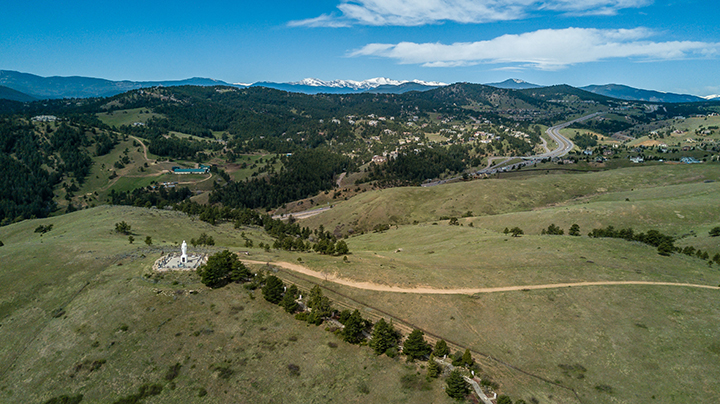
[289,0,652,27]
[349,27,719,69]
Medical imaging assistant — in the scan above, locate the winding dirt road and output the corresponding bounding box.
[241,259,719,294]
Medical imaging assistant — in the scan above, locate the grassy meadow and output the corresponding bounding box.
[302,163,720,234]
[3,160,720,403]
[0,207,451,403]
[97,108,163,128]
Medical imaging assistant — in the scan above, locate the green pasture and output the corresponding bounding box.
[327,282,720,404]
[0,207,450,403]
[225,154,283,182]
[302,163,720,233]
[97,108,163,128]
[289,220,719,289]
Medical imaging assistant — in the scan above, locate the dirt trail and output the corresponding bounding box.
[336,172,346,187]
[130,135,153,163]
[240,259,720,294]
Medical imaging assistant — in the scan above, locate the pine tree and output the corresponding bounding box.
[370,318,399,355]
[434,339,450,357]
[657,241,674,256]
[403,329,432,361]
[286,284,299,298]
[307,285,323,308]
[281,290,299,313]
[262,275,284,304]
[461,348,474,367]
[335,240,349,255]
[497,395,513,404]
[569,223,581,236]
[427,354,441,378]
[445,370,470,400]
[342,310,365,344]
[198,250,249,288]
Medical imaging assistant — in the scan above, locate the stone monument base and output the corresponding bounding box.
[153,252,208,272]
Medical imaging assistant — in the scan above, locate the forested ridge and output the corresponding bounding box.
[3,82,719,225]
[210,148,351,209]
[0,116,117,224]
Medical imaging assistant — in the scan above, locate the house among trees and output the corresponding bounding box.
[172,164,210,174]
[31,115,57,122]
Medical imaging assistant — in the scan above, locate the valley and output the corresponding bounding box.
[1,82,719,404]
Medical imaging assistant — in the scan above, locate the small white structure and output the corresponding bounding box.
[153,242,208,272]
[180,240,188,264]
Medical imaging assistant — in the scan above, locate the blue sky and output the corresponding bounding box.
[1,0,718,95]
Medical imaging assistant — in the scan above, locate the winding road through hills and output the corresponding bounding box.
[422,112,602,187]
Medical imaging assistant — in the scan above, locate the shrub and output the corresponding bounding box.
[287,363,300,376]
[497,395,513,404]
[114,221,131,235]
[165,363,181,381]
[43,394,84,404]
[111,383,163,404]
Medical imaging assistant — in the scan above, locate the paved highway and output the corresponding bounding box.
[422,112,602,186]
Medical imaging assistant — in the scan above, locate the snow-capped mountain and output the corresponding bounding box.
[486,78,541,89]
[251,77,446,94]
[701,94,720,101]
[290,77,447,90]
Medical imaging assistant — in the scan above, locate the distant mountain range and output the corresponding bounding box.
[486,79,719,103]
[251,77,445,94]
[486,78,541,89]
[580,84,709,103]
[0,70,718,103]
[0,70,229,99]
[0,85,37,102]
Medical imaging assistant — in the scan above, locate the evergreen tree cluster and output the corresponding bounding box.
[108,186,193,208]
[197,250,250,288]
[541,223,564,235]
[146,135,222,160]
[365,146,469,186]
[210,148,350,210]
[0,117,122,224]
[588,226,675,252]
[50,123,93,183]
[0,119,58,223]
[572,133,599,149]
[587,225,718,260]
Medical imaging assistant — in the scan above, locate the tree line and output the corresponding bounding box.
[198,251,488,401]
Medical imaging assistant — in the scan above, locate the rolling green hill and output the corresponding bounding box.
[0,85,36,102]
[0,206,450,403]
[2,157,720,403]
[302,163,720,234]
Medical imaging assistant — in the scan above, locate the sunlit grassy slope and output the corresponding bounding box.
[0,207,449,403]
[303,163,720,234]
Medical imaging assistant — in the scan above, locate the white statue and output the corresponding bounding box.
[180,240,188,264]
